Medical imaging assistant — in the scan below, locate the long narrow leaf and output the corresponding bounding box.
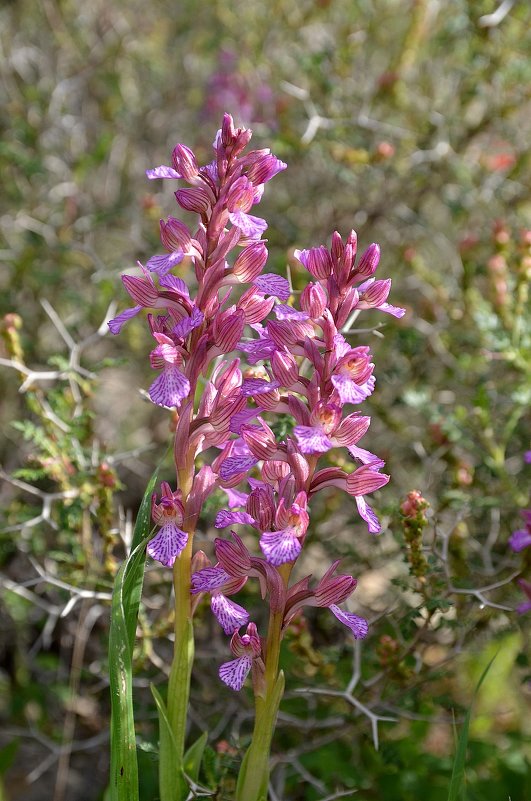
[183,731,208,784]
[109,468,158,801]
[447,652,498,801]
[151,684,188,801]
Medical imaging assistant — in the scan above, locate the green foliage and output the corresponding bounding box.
[109,468,158,801]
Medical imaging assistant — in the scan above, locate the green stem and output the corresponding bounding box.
[159,533,195,801]
[236,565,291,801]
[169,535,195,757]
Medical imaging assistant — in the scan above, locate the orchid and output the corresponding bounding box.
[109,114,403,801]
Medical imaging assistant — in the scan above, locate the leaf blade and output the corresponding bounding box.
[108,468,158,801]
[447,652,498,801]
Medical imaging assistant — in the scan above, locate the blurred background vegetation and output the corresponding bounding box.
[0,1,530,799]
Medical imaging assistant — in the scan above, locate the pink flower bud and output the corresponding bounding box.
[300,282,327,318]
[294,245,333,279]
[361,278,391,307]
[160,217,193,253]
[331,230,344,262]
[122,274,159,307]
[233,242,268,282]
[213,309,246,352]
[356,243,380,277]
[210,392,246,433]
[172,144,199,182]
[246,486,275,531]
[214,358,242,395]
[245,154,287,185]
[314,561,357,606]
[237,289,275,324]
[226,177,255,213]
[215,533,252,576]
[175,187,212,216]
[262,459,290,486]
[271,350,299,386]
[241,420,278,460]
[346,464,390,496]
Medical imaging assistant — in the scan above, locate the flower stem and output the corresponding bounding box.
[235,566,291,801]
[159,532,194,801]
[169,534,195,756]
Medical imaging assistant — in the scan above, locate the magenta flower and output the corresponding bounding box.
[508,510,531,552]
[147,482,188,567]
[219,623,262,691]
[259,493,310,566]
[148,334,190,408]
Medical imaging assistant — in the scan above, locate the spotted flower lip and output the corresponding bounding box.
[148,482,188,567]
[219,622,262,691]
[329,605,369,639]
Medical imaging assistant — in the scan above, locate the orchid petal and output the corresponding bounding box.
[147,523,188,567]
[329,604,368,639]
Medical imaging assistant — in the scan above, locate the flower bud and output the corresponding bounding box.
[241,420,278,460]
[294,245,332,279]
[300,282,327,318]
[213,309,245,352]
[271,350,299,387]
[356,243,380,277]
[175,187,212,215]
[122,274,159,306]
[246,486,275,531]
[233,242,268,282]
[160,217,193,253]
[215,533,252,576]
[172,144,200,181]
[346,465,390,496]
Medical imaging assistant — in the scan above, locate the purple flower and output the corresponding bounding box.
[211,594,250,634]
[229,211,268,239]
[219,622,262,691]
[108,305,143,335]
[146,165,182,180]
[148,334,190,408]
[148,482,188,567]
[172,305,204,340]
[215,510,255,528]
[191,565,231,593]
[259,495,309,566]
[329,604,368,639]
[146,250,184,277]
[259,528,302,566]
[294,425,334,454]
[219,453,258,482]
[508,510,531,552]
[253,274,291,300]
[148,524,188,567]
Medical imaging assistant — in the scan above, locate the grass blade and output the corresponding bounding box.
[447,652,498,801]
[109,468,158,801]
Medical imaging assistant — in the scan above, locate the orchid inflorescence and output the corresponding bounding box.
[109,113,403,795]
[110,112,404,683]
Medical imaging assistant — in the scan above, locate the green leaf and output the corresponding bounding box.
[447,652,497,801]
[108,467,158,801]
[0,739,19,775]
[151,684,188,801]
[183,731,208,783]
